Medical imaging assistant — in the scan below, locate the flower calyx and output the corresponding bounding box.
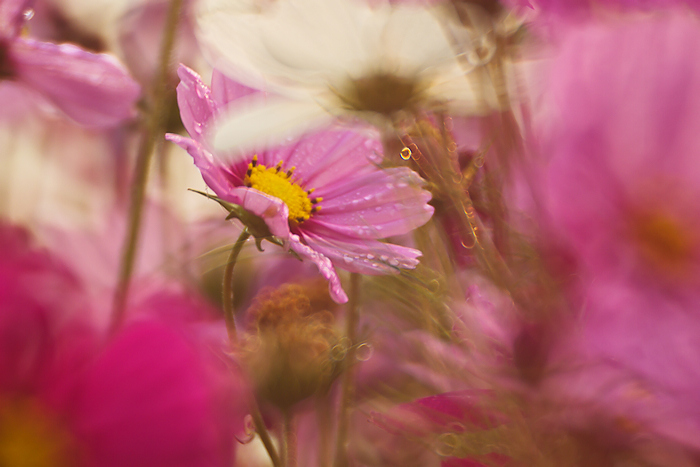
[189,189,284,252]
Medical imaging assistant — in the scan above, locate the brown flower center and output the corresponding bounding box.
[336,73,421,116]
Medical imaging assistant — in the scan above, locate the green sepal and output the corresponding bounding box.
[189,189,285,249]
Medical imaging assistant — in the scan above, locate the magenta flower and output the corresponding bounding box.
[167,65,434,303]
[0,223,240,467]
[0,0,140,127]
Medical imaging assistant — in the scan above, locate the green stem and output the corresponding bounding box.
[333,273,361,467]
[219,229,280,467]
[222,229,250,343]
[110,0,185,332]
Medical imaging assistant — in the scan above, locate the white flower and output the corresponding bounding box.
[196,0,498,155]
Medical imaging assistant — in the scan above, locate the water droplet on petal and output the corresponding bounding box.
[23,9,34,20]
[388,258,399,267]
[355,343,374,361]
[366,254,375,260]
[374,206,382,212]
[343,255,353,263]
[400,147,411,160]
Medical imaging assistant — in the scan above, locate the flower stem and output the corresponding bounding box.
[283,411,297,467]
[110,0,184,332]
[333,273,361,467]
[220,229,279,467]
[222,229,250,343]
[249,399,282,467]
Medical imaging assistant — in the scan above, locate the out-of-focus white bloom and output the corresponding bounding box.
[196,0,498,155]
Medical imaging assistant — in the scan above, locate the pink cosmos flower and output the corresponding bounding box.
[0,0,140,127]
[0,223,240,467]
[167,65,435,303]
[540,11,700,294]
[530,9,700,455]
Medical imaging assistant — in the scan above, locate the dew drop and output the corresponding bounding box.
[463,204,476,219]
[474,154,485,168]
[343,255,353,263]
[388,258,399,267]
[364,195,372,201]
[374,206,382,212]
[244,414,255,436]
[400,147,411,160]
[446,422,465,432]
[461,238,476,249]
[434,433,459,457]
[331,338,351,361]
[23,9,34,20]
[355,343,374,361]
[380,255,389,262]
[366,254,375,260]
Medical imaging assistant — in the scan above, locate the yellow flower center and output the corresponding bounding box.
[0,399,75,467]
[244,156,321,225]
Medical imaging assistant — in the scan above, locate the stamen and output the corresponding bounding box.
[243,159,320,226]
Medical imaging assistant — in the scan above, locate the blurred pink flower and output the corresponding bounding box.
[541,11,700,293]
[530,10,700,455]
[0,223,241,467]
[0,0,140,127]
[167,65,434,303]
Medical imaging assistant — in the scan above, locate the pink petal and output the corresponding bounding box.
[288,234,348,303]
[234,186,291,239]
[11,38,140,127]
[300,228,421,275]
[166,134,242,195]
[175,64,217,142]
[73,321,223,467]
[314,167,434,238]
[252,128,381,189]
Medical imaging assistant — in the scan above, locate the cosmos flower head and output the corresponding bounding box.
[0,0,140,127]
[167,65,435,303]
[540,10,700,292]
[195,0,499,154]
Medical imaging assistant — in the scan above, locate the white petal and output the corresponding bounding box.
[211,96,333,159]
[196,0,367,93]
